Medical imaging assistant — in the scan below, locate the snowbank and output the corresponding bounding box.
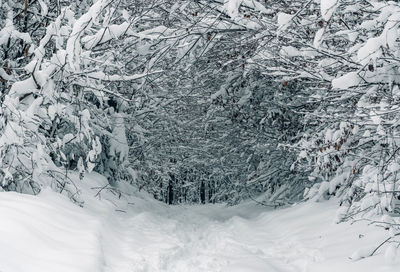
[0,173,398,271]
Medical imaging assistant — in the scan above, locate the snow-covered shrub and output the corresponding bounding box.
[0,0,155,198]
[281,0,400,233]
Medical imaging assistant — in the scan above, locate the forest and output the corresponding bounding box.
[1,0,400,271]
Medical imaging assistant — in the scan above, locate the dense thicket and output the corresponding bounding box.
[1,0,400,231]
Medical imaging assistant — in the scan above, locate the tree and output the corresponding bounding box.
[0,0,175,201]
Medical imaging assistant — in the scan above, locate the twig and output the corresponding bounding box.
[370,232,400,257]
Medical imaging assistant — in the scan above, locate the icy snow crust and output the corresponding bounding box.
[0,173,398,272]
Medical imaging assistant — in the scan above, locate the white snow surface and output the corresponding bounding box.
[277,12,294,32]
[320,0,338,21]
[332,71,362,89]
[0,172,399,272]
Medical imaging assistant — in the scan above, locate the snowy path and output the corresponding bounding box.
[101,199,397,272]
[108,206,299,272]
[0,176,399,272]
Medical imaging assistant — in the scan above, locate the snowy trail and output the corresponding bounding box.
[106,204,299,272]
[100,200,392,272]
[0,175,399,272]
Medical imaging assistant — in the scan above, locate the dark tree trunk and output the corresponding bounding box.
[200,181,205,204]
[167,182,173,205]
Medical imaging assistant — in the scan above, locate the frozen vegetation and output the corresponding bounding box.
[1,0,400,271]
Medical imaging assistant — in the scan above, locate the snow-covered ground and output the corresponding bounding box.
[0,173,399,272]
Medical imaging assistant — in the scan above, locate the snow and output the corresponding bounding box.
[82,22,132,49]
[66,0,111,70]
[313,28,325,48]
[277,12,294,32]
[242,0,271,14]
[0,10,32,46]
[0,172,399,272]
[332,72,362,89]
[0,67,12,80]
[134,26,176,40]
[223,0,243,18]
[280,46,301,57]
[320,0,338,21]
[0,189,102,272]
[222,0,270,19]
[357,37,382,66]
[8,76,38,97]
[0,120,23,146]
[38,0,49,16]
[357,9,400,66]
[109,112,129,162]
[388,162,400,173]
[86,70,163,81]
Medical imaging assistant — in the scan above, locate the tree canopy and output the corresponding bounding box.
[1,0,400,230]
